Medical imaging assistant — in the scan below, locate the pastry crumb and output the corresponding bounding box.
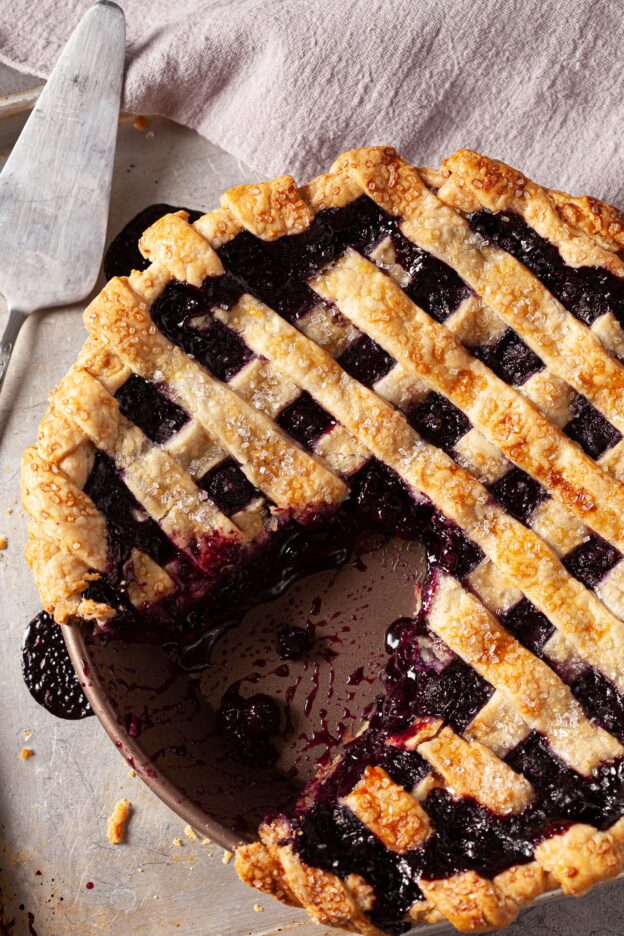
[128,769,136,778]
[253,904,264,913]
[201,837,211,846]
[19,747,33,760]
[222,850,233,864]
[107,799,131,844]
[183,825,198,841]
[23,729,32,739]
[133,115,147,131]
[172,837,183,848]
[0,536,8,550]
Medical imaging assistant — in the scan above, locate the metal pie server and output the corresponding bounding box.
[0,1,125,394]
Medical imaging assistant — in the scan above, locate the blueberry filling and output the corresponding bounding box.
[468,210,624,328]
[563,533,621,588]
[217,196,397,319]
[388,653,493,735]
[570,669,624,742]
[295,804,422,934]
[391,229,472,323]
[115,374,189,444]
[424,513,484,580]
[564,394,622,460]
[217,685,281,767]
[198,458,259,515]
[347,459,430,540]
[499,598,555,654]
[150,280,253,381]
[473,328,544,386]
[407,391,471,454]
[292,723,624,932]
[276,391,336,449]
[276,625,313,660]
[337,333,395,387]
[84,450,177,568]
[506,733,624,830]
[489,467,548,524]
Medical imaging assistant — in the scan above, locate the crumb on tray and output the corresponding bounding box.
[172,837,183,848]
[133,115,147,131]
[222,850,233,865]
[184,825,198,841]
[0,536,8,550]
[19,747,33,760]
[107,799,132,844]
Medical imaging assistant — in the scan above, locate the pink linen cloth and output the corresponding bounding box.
[1,0,623,201]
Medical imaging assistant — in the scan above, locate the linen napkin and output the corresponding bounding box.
[1,0,624,203]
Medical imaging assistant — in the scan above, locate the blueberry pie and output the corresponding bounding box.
[21,147,624,933]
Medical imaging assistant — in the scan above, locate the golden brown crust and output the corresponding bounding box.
[341,765,433,852]
[417,726,534,816]
[418,871,520,933]
[534,824,624,896]
[253,818,385,935]
[234,842,300,907]
[107,798,131,845]
[221,175,314,240]
[548,189,624,255]
[138,210,224,284]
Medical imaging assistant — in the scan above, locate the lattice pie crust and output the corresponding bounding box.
[21,147,624,933]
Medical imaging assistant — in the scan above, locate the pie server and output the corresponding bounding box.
[0,1,125,395]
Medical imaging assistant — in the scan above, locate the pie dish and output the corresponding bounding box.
[20,145,624,933]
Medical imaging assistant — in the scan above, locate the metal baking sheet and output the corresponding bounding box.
[0,87,623,936]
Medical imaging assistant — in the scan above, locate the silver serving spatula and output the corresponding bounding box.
[0,0,125,393]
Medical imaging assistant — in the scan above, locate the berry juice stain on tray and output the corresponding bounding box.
[22,612,92,720]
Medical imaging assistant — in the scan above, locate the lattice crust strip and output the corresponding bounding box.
[20,145,624,934]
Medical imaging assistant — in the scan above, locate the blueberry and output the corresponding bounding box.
[241,693,281,737]
[276,625,313,660]
[384,617,411,654]
[237,735,280,768]
[217,687,244,733]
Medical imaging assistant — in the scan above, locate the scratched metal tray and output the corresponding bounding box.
[0,82,621,936]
